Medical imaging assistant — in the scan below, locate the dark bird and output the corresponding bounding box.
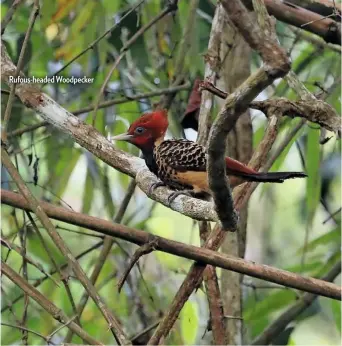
[111,110,307,203]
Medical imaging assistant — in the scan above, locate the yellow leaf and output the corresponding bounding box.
[52,0,79,23]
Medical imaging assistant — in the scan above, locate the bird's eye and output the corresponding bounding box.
[135,127,145,134]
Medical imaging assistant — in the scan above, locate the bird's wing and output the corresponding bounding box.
[157,139,207,172]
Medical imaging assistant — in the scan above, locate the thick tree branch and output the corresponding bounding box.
[0,41,217,223]
[287,0,341,19]
[208,0,290,230]
[2,190,340,300]
[242,0,341,45]
[199,222,227,345]
[201,81,341,135]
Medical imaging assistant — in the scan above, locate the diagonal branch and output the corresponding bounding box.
[0,40,217,223]
[1,148,130,345]
[64,179,136,343]
[1,240,104,314]
[1,262,103,346]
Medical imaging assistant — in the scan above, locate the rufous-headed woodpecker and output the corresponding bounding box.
[111,110,307,203]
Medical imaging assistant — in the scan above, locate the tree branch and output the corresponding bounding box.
[64,179,136,343]
[1,240,104,314]
[0,148,130,345]
[201,80,341,134]
[242,0,341,45]
[1,262,103,345]
[208,0,290,230]
[2,190,340,300]
[117,237,159,293]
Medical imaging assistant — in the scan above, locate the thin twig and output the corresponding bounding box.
[1,240,104,314]
[1,147,131,345]
[117,237,159,293]
[1,322,52,344]
[47,316,77,343]
[64,179,136,343]
[1,0,25,35]
[2,1,39,142]
[25,212,81,327]
[91,0,178,125]
[0,237,60,286]
[130,320,161,344]
[46,0,146,82]
[1,262,103,346]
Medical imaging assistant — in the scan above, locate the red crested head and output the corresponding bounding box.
[111,109,168,151]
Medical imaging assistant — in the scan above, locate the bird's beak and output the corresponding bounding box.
[110,133,134,142]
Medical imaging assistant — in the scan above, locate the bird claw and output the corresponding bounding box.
[148,181,166,195]
[167,190,193,206]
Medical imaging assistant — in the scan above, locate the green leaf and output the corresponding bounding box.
[181,300,198,344]
[270,120,304,172]
[82,169,94,214]
[244,290,296,321]
[306,127,321,227]
[331,300,341,333]
[297,227,340,253]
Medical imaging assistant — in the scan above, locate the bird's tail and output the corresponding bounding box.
[236,171,307,183]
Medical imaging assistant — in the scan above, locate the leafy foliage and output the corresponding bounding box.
[1,0,341,345]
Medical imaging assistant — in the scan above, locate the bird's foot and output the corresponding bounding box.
[148,181,166,195]
[167,190,194,206]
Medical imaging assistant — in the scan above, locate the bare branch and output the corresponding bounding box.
[201,81,341,134]
[118,237,158,293]
[199,222,227,345]
[2,190,340,300]
[1,241,104,314]
[0,237,60,287]
[0,148,130,345]
[1,322,50,344]
[242,0,341,45]
[1,262,103,346]
[64,179,136,343]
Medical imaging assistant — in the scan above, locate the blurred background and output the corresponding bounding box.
[1,0,341,345]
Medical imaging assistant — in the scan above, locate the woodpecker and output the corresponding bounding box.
[111,110,307,203]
